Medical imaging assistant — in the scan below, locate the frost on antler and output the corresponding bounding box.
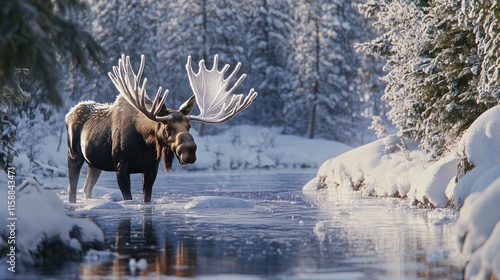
[185,54,258,123]
[108,54,171,122]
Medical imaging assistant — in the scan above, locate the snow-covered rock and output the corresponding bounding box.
[409,154,457,208]
[0,174,104,268]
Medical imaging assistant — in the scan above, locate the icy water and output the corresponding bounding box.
[24,170,463,279]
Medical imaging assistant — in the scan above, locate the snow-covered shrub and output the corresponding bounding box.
[368,116,387,139]
[12,101,67,177]
[0,175,104,268]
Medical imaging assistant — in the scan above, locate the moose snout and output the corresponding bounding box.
[175,133,197,165]
[178,143,197,164]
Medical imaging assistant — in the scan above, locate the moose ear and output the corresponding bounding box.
[179,95,196,115]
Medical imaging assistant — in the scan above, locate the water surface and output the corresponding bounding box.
[16,170,464,279]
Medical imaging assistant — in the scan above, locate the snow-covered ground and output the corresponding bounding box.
[305,105,500,279]
[0,174,104,271]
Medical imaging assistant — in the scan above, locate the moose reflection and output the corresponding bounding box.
[79,209,197,277]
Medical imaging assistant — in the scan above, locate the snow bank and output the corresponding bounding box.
[0,174,104,268]
[449,106,500,208]
[457,178,500,279]
[304,134,441,205]
[305,105,500,279]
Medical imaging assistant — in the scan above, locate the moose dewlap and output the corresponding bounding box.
[65,54,258,203]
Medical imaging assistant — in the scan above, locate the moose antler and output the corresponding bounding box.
[108,54,172,122]
[185,54,258,123]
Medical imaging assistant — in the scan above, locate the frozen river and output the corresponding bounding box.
[29,169,463,279]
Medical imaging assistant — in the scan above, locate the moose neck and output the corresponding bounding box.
[116,96,161,153]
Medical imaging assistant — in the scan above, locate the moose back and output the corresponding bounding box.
[66,55,257,203]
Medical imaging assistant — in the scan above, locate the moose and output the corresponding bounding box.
[66,54,257,203]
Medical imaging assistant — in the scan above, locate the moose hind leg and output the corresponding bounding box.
[83,165,102,199]
[116,160,132,200]
[68,153,84,203]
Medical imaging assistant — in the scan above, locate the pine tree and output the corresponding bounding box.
[460,0,500,102]
[0,0,103,107]
[238,0,291,126]
[356,0,499,157]
[283,0,375,143]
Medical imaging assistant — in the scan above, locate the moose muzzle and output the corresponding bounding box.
[175,132,197,165]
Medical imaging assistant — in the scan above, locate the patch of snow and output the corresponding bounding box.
[184,196,253,209]
[0,176,104,267]
[129,257,148,272]
[179,125,351,171]
[450,106,500,207]
[459,106,500,168]
[84,249,118,264]
[83,200,123,210]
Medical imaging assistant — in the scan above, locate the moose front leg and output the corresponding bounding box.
[115,160,132,200]
[68,153,85,203]
[142,167,158,203]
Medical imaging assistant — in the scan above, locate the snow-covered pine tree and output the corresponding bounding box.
[460,0,500,103]
[283,0,371,143]
[356,0,498,157]
[84,0,161,103]
[237,0,291,126]
[159,0,256,135]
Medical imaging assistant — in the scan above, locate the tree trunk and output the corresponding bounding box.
[308,3,320,139]
[199,0,208,137]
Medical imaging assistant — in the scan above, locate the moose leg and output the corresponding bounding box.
[83,165,102,199]
[142,168,158,203]
[116,160,132,200]
[68,154,84,203]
